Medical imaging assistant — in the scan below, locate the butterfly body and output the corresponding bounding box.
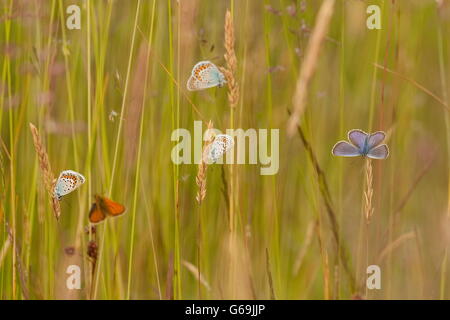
[89,195,126,224]
[332,129,389,159]
[359,136,371,156]
[54,170,86,200]
[187,61,226,91]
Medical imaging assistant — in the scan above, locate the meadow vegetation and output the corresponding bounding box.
[0,0,450,300]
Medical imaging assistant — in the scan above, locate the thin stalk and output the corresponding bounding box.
[263,0,281,296]
[93,0,141,299]
[437,9,450,300]
[368,0,384,131]
[126,0,156,300]
[167,0,182,299]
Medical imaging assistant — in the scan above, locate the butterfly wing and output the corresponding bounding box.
[98,196,126,218]
[207,140,225,163]
[217,134,234,150]
[54,170,86,200]
[187,61,225,91]
[367,144,389,159]
[201,62,226,86]
[348,129,368,150]
[187,75,209,91]
[95,195,125,217]
[207,134,234,163]
[332,141,361,157]
[89,203,107,224]
[367,131,386,148]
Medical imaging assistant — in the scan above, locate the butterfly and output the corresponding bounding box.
[206,134,234,163]
[54,170,86,200]
[332,129,389,159]
[89,195,126,224]
[187,61,226,91]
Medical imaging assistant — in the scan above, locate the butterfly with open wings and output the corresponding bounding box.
[332,129,389,159]
[89,195,126,224]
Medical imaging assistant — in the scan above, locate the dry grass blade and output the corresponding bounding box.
[265,248,276,300]
[293,220,316,275]
[29,123,53,193]
[0,137,11,161]
[220,165,231,215]
[0,237,11,269]
[5,222,29,299]
[196,121,214,204]
[323,250,330,300]
[377,231,416,264]
[182,260,211,291]
[393,154,435,220]
[221,9,239,109]
[195,163,207,204]
[374,63,450,112]
[364,159,374,222]
[165,253,174,300]
[287,0,335,136]
[378,153,435,244]
[158,60,207,122]
[315,217,330,300]
[29,122,60,220]
[289,110,356,292]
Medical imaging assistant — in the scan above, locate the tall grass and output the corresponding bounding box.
[0,0,450,300]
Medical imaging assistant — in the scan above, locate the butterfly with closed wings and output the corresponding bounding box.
[187,61,226,91]
[205,134,234,163]
[53,170,86,200]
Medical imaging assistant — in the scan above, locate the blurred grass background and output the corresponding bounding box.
[1,0,450,299]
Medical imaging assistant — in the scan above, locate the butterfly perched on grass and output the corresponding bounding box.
[206,134,234,163]
[187,61,226,91]
[53,170,85,200]
[89,195,126,224]
[332,129,389,159]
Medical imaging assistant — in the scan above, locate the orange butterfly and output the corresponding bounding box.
[89,195,126,224]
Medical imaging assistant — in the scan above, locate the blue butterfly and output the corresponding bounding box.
[54,170,86,200]
[206,134,234,163]
[332,129,389,159]
[187,61,226,91]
